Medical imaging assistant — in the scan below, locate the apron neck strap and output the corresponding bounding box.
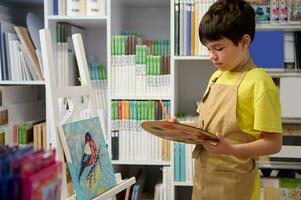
[234,60,255,86]
[235,70,249,86]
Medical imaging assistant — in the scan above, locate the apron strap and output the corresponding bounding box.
[202,71,223,102]
[192,145,202,159]
[235,64,255,86]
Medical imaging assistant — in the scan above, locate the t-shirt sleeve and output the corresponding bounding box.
[254,89,282,133]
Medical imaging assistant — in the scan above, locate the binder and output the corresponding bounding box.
[250,31,284,68]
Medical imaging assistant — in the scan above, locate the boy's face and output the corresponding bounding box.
[205,37,249,72]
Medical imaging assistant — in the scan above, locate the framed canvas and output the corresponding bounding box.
[59,117,116,200]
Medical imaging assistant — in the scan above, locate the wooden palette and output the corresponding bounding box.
[141,121,219,144]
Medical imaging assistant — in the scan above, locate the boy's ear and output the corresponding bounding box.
[241,34,251,48]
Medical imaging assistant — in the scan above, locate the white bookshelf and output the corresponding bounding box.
[0,81,45,85]
[47,16,107,28]
[0,0,46,148]
[9,0,299,199]
[43,0,112,199]
[108,1,172,200]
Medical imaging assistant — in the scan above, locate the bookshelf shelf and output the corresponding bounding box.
[282,118,301,124]
[110,96,172,100]
[112,160,171,166]
[47,16,107,28]
[0,80,45,86]
[256,23,301,31]
[119,0,169,7]
[257,161,301,170]
[174,55,210,60]
[267,69,301,77]
[174,181,193,187]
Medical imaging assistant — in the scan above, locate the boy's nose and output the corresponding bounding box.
[209,51,218,60]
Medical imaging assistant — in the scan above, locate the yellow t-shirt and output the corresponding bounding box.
[203,68,282,200]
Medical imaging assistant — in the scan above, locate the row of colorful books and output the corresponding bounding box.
[53,0,106,16]
[111,55,170,97]
[111,100,171,161]
[174,0,215,56]
[174,115,198,182]
[1,120,46,149]
[0,87,46,147]
[89,63,107,110]
[246,0,301,23]
[174,142,195,182]
[56,22,86,87]
[0,146,62,200]
[0,6,43,81]
[111,35,170,56]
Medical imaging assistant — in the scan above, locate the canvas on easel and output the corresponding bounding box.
[59,117,116,200]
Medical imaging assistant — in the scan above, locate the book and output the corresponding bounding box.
[246,0,270,23]
[59,117,117,200]
[20,149,62,200]
[141,121,218,144]
[67,0,86,16]
[289,0,301,22]
[14,26,44,80]
[87,0,106,16]
[250,31,284,68]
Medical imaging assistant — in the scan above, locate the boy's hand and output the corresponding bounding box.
[169,117,179,123]
[199,132,235,155]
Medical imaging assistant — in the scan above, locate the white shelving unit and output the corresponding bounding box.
[0,0,46,148]
[3,0,301,199]
[0,81,45,85]
[108,0,172,199]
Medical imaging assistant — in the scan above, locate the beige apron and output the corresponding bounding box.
[192,62,257,200]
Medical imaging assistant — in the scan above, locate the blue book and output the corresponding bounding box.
[180,143,186,182]
[174,143,180,181]
[53,0,58,15]
[250,31,284,68]
[60,117,117,200]
[186,0,191,56]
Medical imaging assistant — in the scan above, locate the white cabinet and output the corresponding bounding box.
[280,77,301,118]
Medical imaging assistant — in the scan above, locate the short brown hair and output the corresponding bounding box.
[199,0,255,46]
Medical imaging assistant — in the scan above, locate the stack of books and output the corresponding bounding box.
[0,146,62,200]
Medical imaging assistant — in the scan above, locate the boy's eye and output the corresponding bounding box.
[215,47,223,51]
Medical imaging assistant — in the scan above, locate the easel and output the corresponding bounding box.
[39,29,135,200]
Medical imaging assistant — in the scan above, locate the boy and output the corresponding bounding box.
[191,0,282,199]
